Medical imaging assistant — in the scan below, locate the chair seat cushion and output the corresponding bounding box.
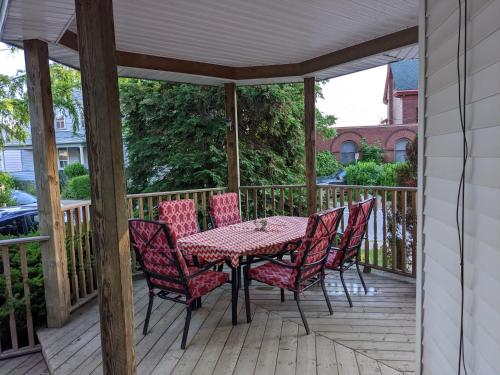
[326,248,342,269]
[248,261,294,290]
[151,266,228,302]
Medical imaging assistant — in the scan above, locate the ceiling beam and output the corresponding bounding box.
[58,26,418,81]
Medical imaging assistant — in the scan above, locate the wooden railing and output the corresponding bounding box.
[317,184,417,277]
[61,201,96,310]
[239,185,307,220]
[0,236,49,359]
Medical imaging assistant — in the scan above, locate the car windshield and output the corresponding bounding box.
[11,190,37,205]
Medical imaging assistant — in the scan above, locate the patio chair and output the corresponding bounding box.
[325,198,375,307]
[208,192,242,228]
[243,207,344,334]
[158,199,202,266]
[129,219,228,349]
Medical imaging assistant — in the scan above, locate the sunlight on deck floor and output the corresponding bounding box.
[34,270,416,375]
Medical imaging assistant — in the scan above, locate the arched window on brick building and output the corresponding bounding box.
[395,138,410,162]
[340,141,357,164]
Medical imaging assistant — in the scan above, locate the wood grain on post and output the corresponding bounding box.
[224,83,240,194]
[74,0,136,373]
[23,39,70,327]
[304,77,317,215]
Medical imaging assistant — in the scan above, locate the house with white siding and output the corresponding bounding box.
[1,98,88,181]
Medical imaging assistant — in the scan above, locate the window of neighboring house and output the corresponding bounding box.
[395,138,410,162]
[58,148,69,169]
[55,116,66,130]
[340,141,357,164]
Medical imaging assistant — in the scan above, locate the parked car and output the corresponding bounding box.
[316,169,347,185]
[0,206,39,235]
[11,190,37,206]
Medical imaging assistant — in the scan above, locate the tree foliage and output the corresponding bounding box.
[395,136,418,187]
[359,138,384,164]
[345,161,403,187]
[316,151,342,177]
[64,162,88,179]
[0,61,82,148]
[121,80,336,192]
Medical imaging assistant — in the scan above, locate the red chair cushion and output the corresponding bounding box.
[209,193,242,227]
[248,261,294,290]
[158,199,199,238]
[151,266,229,302]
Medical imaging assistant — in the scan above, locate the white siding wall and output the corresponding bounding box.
[422,0,500,374]
[3,150,22,172]
[21,150,34,171]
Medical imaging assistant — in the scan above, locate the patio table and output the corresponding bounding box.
[177,215,308,325]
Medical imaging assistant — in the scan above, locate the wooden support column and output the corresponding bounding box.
[74,0,136,374]
[304,77,317,215]
[224,83,240,193]
[23,39,70,327]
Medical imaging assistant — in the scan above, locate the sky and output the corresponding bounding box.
[1,42,388,127]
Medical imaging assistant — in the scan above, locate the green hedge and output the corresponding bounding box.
[345,161,404,187]
[64,174,91,199]
[316,150,342,177]
[63,162,88,179]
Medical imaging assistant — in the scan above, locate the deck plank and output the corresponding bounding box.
[34,270,414,374]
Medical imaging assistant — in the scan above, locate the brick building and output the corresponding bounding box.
[318,60,418,163]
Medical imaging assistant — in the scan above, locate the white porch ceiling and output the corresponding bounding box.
[1,0,419,84]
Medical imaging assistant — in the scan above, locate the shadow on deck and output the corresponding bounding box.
[34,270,416,375]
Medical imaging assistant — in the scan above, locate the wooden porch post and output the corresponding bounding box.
[74,0,136,374]
[23,39,71,328]
[224,82,240,193]
[304,77,317,215]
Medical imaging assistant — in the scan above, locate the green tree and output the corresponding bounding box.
[0,60,82,148]
[359,138,384,164]
[316,151,342,176]
[121,80,336,192]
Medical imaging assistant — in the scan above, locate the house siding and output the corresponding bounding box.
[422,0,500,374]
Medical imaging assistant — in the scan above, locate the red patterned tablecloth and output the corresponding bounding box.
[177,216,308,267]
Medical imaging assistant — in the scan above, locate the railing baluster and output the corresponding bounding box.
[412,191,417,277]
[392,190,398,271]
[262,189,267,218]
[288,187,293,216]
[253,188,258,219]
[19,243,35,347]
[347,188,352,208]
[2,246,18,350]
[373,189,378,268]
[340,187,345,231]
[325,187,330,210]
[201,192,207,230]
[67,210,79,303]
[128,198,134,218]
[402,190,407,273]
[297,187,302,215]
[271,188,276,216]
[382,190,387,269]
[147,197,154,219]
[138,197,144,219]
[364,188,369,268]
[333,186,337,208]
[83,205,94,292]
[75,208,87,298]
[280,188,285,215]
[245,189,250,221]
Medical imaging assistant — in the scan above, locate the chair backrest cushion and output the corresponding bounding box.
[129,219,190,292]
[209,192,242,227]
[327,198,375,268]
[292,207,344,284]
[158,199,199,238]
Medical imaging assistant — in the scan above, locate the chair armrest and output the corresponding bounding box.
[249,255,297,269]
[187,259,225,279]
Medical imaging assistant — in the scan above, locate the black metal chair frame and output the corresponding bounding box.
[329,198,375,307]
[129,219,224,349]
[242,208,344,334]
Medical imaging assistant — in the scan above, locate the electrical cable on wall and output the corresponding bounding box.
[456,0,468,374]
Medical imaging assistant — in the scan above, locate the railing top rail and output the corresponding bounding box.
[0,235,50,246]
[126,187,227,198]
[316,184,417,192]
[61,200,92,211]
[240,184,307,189]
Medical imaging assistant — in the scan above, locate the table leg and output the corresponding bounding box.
[231,266,239,325]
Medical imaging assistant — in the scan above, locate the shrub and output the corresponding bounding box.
[0,172,15,206]
[316,151,342,176]
[345,161,380,186]
[345,161,403,187]
[360,138,385,164]
[64,175,91,199]
[64,162,88,179]
[396,136,418,187]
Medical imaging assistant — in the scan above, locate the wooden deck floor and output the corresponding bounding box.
[33,269,415,375]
